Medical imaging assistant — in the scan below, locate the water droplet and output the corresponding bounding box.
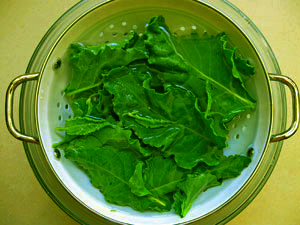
[180,26,185,31]
[192,25,197,30]
[109,24,114,29]
[122,21,127,26]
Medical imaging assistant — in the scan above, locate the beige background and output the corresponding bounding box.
[0,0,299,224]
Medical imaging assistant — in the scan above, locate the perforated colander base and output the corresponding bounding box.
[37,1,271,224]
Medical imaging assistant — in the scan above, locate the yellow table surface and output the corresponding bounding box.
[1,1,299,224]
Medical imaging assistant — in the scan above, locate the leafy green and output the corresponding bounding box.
[103,66,226,169]
[194,154,252,180]
[174,173,220,218]
[143,156,186,196]
[174,154,251,217]
[65,34,148,95]
[65,145,173,212]
[56,117,113,136]
[144,17,255,137]
[129,162,152,197]
[55,15,255,217]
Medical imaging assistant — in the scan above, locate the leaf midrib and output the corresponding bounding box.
[159,26,255,107]
[150,178,184,193]
[127,113,216,144]
[76,158,129,185]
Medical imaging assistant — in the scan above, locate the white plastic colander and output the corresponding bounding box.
[5,0,299,224]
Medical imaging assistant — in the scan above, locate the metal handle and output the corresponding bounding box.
[5,73,40,144]
[269,73,300,142]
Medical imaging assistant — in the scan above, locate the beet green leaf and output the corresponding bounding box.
[55,15,255,218]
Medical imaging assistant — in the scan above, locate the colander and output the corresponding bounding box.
[5,0,300,224]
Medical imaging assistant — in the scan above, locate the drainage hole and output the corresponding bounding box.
[247,147,255,157]
[57,102,60,108]
[235,134,240,139]
[58,115,62,121]
[54,149,61,159]
[53,58,62,70]
[65,104,69,109]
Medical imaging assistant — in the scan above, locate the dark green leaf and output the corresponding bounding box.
[65,33,148,96]
[104,66,226,169]
[144,16,188,72]
[194,155,252,181]
[56,15,256,217]
[65,145,172,212]
[56,117,113,136]
[174,173,220,218]
[129,162,152,197]
[144,17,255,136]
[143,156,186,196]
[65,43,103,95]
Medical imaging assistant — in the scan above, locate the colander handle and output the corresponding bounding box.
[5,73,40,144]
[269,73,300,142]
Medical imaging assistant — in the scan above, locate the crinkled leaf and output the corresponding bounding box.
[144,16,255,137]
[144,16,188,72]
[65,43,103,95]
[71,89,115,120]
[194,155,252,181]
[104,66,226,169]
[65,33,148,95]
[56,15,256,217]
[98,45,148,73]
[178,33,255,120]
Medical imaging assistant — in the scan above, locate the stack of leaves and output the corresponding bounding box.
[54,16,255,217]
